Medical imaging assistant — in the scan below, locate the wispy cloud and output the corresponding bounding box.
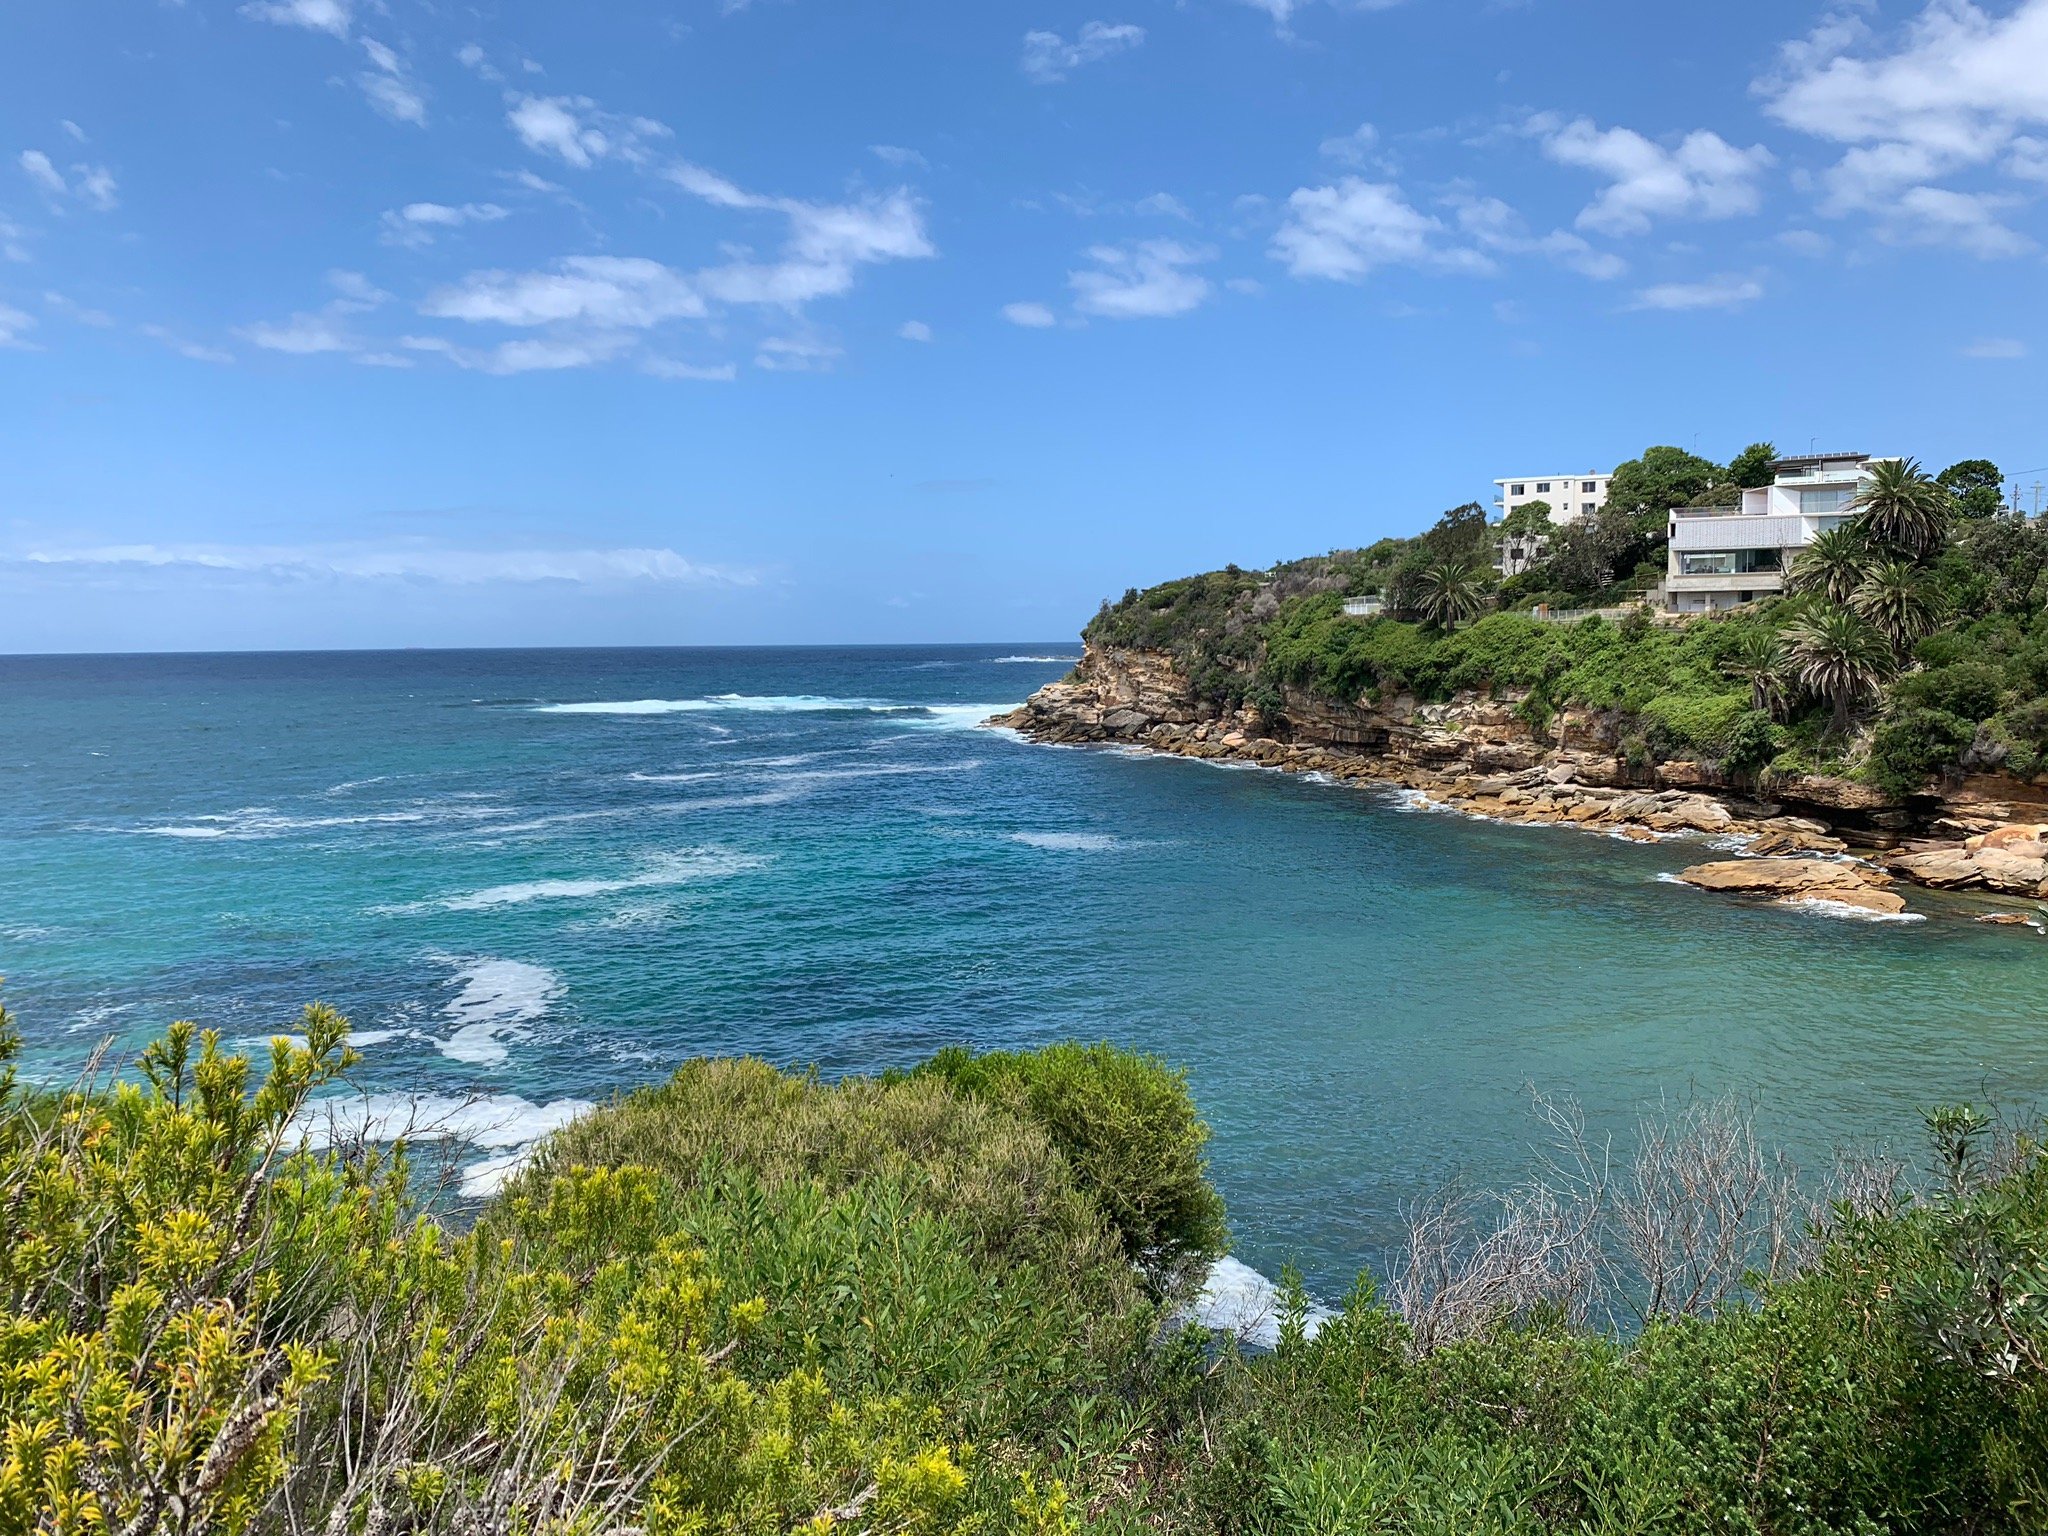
[358,37,427,126]
[1628,275,1765,311]
[240,0,351,36]
[1960,336,2028,359]
[18,149,118,210]
[0,303,36,349]
[1020,22,1145,84]
[10,541,754,586]
[1001,301,1058,327]
[380,200,512,248]
[140,323,234,364]
[1069,239,1214,318]
[506,95,670,169]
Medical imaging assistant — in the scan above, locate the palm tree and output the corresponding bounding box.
[1413,559,1489,631]
[1787,525,1871,605]
[1847,456,1952,559]
[1852,558,1948,656]
[1721,627,1790,719]
[1782,605,1895,736]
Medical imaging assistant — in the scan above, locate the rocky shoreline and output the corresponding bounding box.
[991,643,2048,926]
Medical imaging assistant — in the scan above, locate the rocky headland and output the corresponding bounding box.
[992,643,2048,924]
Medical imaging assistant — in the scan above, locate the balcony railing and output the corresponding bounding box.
[1671,504,1745,518]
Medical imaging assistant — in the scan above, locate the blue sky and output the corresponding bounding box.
[2,0,2046,651]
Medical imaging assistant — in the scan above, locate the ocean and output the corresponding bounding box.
[4,643,2047,1298]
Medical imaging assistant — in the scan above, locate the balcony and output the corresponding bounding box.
[1671,504,1745,518]
[1665,570,1788,594]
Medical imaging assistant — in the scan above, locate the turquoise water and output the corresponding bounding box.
[4,644,2047,1295]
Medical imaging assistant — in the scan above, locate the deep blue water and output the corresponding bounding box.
[5,644,2047,1295]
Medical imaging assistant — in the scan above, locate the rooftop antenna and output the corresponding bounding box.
[1809,436,1818,455]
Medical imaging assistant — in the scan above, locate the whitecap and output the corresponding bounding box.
[989,655,1079,664]
[1185,1256,1330,1350]
[627,770,721,784]
[425,849,767,914]
[1006,831,1118,852]
[533,694,896,716]
[775,760,982,785]
[437,958,566,1066]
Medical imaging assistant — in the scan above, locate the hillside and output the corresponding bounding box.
[10,1003,2048,1532]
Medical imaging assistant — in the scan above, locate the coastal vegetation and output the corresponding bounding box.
[1086,448,2044,798]
[10,1001,2048,1533]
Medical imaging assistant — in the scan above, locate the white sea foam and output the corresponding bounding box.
[429,849,767,913]
[436,958,566,1066]
[534,694,894,715]
[990,655,1079,664]
[1782,896,1928,925]
[1006,831,1118,852]
[775,760,982,785]
[126,803,508,841]
[298,1090,592,1197]
[1,924,61,943]
[1186,1256,1330,1350]
[627,770,722,784]
[897,702,1020,730]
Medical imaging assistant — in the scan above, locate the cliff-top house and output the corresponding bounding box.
[1662,451,1888,615]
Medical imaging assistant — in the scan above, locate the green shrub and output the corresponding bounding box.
[916,1042,1227,1296]
[1868,706,1976,796]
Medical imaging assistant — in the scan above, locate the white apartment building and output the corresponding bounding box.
[1494,473,1612,527]
[1492,473,1613,577]
[1664,452,1884,614]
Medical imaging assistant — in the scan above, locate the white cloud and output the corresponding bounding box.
[140,324,234,364]
[11,541,750,586]
[19,150,65,196]
[1961,336,2027,359]
[240,0,350,36]
[870,144,928,169]
[0,215,29,263]
[1134,192,1192,220]
[1002,301,1058,327]
[1628,275,1764,311]
[507,95,668,169]
[1272,178,1491,281]
[1069,239,1214,318]
[1533,116,1774,236]
[358,38,427,126]
[73,165,117,210]
[325,269,389,309]
[643,357,738,380]
[423,256,706,328]
[0,303,35,348]
[402,332,637,374]
[1758,0,2048,252]
[43,291,114,327]
[61,120,86,143]
[1319,123,1386,168]
[239,313,355,354]
[898,319,933,341]
[754,335,843,371]
[683,181,935,307]
[380,200,511,248]
[1021,21,1145,84]
[456,41,502,81]
[1444,193,1627,279]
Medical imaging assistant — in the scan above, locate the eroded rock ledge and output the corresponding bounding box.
[990,643,2048,919]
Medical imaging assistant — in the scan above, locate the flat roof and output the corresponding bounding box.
[1768,452,1867,470]
[1493,474,1610,483]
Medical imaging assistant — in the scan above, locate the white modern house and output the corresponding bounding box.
[1494,474,1612,527]
[1664,452,1886,614]
[1493,473,1613,577]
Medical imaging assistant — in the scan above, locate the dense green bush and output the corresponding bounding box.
[10,1007,2048,1533]
[915,1041,1228,1296]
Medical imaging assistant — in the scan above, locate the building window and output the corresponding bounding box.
[1582,502,1595,514]
[1536,481,1552,493]
[1511,483,1525,496]
[1799,487,1854,518]
[1582,480,1597,493]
